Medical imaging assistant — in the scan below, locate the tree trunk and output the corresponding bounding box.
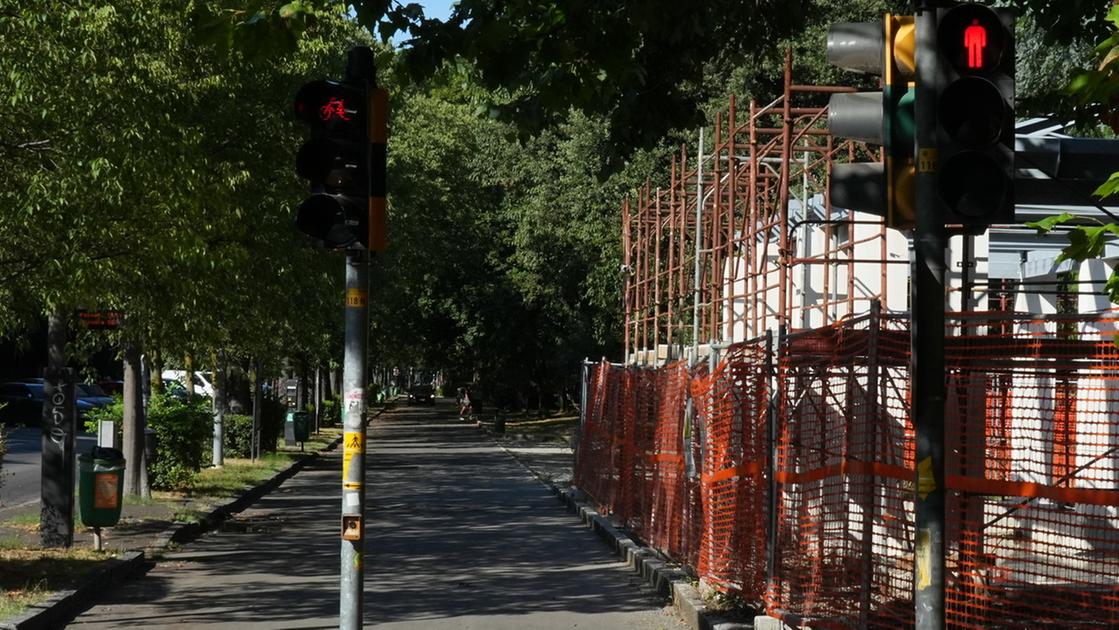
[184,352,195,396]
[122,342,146,496]
[212,349,225,467]
[297,358,306,411]
[149,347,163,395]
[251,358,263,461]
[314,365,323,433]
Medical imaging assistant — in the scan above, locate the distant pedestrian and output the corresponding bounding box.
[459,387,472,420]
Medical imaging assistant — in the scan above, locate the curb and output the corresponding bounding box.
[494,439,751,630]
[0,550,145,630]
[2,407,389,628]
[554,487,752,630]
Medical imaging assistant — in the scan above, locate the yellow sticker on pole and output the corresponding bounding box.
[918,148,937,173]
[343,431,365,476]
[346,289,368,308]
[917,456,936,500]
[916,529,931,590]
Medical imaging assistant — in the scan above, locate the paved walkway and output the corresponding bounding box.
[70,402,685,629]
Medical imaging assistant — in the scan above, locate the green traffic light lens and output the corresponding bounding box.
[938,76,1006,148]
[937,151,1010,220]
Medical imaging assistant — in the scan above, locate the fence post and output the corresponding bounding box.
[766,326,782,609]
[860,302,882,626]
[575,359,591,477]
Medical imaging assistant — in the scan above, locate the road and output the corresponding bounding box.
[71,402,686,629]
[0,427,96,519]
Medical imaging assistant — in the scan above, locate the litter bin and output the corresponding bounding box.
[285,410,311,444]
[78,447,126,529]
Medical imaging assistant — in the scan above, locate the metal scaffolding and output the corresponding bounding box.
[623,50,910,364]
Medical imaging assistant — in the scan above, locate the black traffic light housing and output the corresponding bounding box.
[293,79,370,249]
[934,3,1015,226]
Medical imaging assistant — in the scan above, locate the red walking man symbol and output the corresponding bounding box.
[964,18,987,69]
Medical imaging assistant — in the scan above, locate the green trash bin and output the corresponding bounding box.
[285,410,311,444]
[78,447,126,529]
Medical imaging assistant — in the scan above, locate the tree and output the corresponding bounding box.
[1028,4,1119,300]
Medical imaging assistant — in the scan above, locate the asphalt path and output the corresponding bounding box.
[71,402,686,629]
[0,426,95,519]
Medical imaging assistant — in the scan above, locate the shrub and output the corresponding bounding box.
[85,393,211,490]
[320,398,341,426]
[224,414,254,458]
[147,395,212,490]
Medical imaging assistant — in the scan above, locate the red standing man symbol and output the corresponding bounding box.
[964,18,987,69]
[319,97,352,122]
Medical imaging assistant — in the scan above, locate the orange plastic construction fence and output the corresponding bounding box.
[573,311,1119,628]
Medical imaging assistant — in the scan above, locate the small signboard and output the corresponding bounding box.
[77,310,123,330]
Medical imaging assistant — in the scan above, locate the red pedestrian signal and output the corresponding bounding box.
[964,20,987,69]
[938,5,1008,76]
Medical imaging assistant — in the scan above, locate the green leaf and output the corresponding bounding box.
[1024,212,1076,233]
[1058,224,1119,263]
[1107,266,1119,304]
[1095,172,1119,199]
[1106,4,1119,29]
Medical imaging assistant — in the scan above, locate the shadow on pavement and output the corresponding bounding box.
[68,401,674,628]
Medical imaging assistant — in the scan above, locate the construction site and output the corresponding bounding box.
[574,50,1119,628]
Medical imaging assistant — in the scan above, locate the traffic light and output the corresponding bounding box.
[293,79,369,249]
[934,3,1015,226]
[827,15,917,230]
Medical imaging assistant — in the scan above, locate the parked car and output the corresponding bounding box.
[0,381,95,426]
[76,382,114,408]
[407,384,435,405]
[161,370,214,398]
[98,379,125,396]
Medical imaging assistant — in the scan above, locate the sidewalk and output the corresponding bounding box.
[67,402,686,629]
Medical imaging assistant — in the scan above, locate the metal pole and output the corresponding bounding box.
[340,249,369,629]
[914,3,945,628]
[693,127,705,355]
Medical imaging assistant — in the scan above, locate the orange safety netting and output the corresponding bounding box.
[768,315,915,628]
[944,314,1119,628]
[574,312,1119,628]
[692,339,770,598]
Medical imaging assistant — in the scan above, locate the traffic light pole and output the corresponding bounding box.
[340,247,369,630]
[913,2,945,628]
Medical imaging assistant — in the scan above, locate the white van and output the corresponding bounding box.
[161,370,215,398]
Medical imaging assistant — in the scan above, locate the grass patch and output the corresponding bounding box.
[0,547,106,619]
[0,512,40,531]
[123,494,164,506]
[278,429,339,454]
[184,453,292,499]
[170,509,205,524]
